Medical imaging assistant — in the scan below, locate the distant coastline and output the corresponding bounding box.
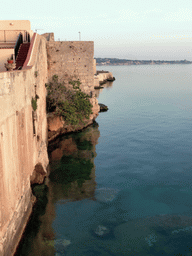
[95,58,192,66]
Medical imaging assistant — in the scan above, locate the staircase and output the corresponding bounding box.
[15,43,30,69]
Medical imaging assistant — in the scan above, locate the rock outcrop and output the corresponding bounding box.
[47,96,100,142]
[94,71,115,88]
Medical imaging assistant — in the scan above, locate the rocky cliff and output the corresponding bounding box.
[47,96,100,142]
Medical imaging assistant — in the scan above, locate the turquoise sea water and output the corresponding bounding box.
[16,65,192,255]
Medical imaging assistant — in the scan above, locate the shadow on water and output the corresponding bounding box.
[15,122,100,256]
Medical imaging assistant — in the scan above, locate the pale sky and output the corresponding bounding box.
[1,0,192,60]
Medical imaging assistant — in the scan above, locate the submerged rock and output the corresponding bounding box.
[55,239,71,247]
[95,225,109,236]
[55,239,71,253]
[44,238,71,251]
[114,221,151,252]
[172,226,192,234]
[145,233,158,247]
[95,187,119,203]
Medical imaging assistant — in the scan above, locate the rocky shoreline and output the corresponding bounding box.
[94,70,115,89]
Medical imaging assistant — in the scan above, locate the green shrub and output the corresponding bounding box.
[45,76,93,125]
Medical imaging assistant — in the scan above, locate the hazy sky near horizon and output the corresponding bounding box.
[1,0,192,60]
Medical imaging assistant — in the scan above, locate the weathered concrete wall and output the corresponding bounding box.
[0,34,48,256]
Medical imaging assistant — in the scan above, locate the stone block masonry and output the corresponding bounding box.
[46,40,100,141]
[47,41,95,95]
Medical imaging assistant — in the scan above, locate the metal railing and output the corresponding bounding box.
[14,33,23,60]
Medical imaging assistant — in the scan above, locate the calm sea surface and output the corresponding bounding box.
[17,65,192,255]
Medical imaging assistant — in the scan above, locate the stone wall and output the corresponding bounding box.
[41,33,54,42]
[47,41,95,95]
[0,34,48,256]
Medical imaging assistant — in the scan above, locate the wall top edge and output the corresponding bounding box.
[48,41,94,43]
[23,33,37,67]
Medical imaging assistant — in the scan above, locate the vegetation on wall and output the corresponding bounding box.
[45,75,93,125]
[34,71,38,78]
[31,94,39,111]
[31,97,37,111]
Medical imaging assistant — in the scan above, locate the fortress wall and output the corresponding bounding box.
[46,41,100,141]
[93,59,97,75]
[0,35,48,256]
[47,41,95,95]
[41,33,54,42]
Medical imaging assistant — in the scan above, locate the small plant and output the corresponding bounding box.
[7,56,13,64]
[34,71,38,78]
[31,97,37,111]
